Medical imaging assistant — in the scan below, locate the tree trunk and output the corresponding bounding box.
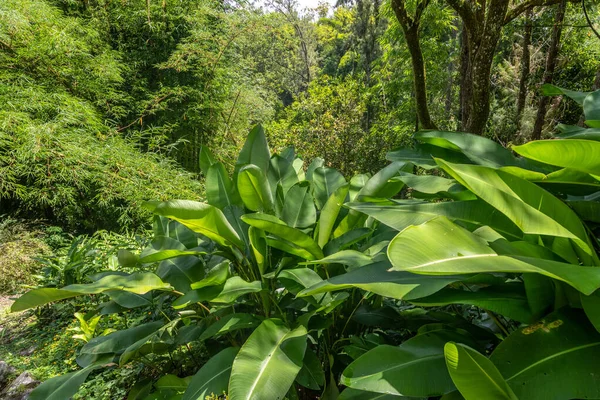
[516,9,533,128]
[532,0,567,140]
[462,0,509,135]
[458,24,471,130]
[404,26,436,129]
[391,0,437,130]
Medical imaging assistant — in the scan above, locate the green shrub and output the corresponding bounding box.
[0,218,51,294]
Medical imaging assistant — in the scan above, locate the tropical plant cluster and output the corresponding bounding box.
[9,87,600,399]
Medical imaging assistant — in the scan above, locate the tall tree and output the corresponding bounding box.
[531,0,567,140]
[516,9,533,129]
[390,0,437,130]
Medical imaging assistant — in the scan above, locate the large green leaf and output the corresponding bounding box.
[341,330,477,397]
[156,256,204,293]
[318,184,350,248]
[209,277,262,303]
[301,250,374,270]
[248,226,268,275]
[415,131,517,167]
[11,272,171,312]
[335,162,406,237]
[278,267,331,305]
[387,217,600,295]
[29,356,112,400]
[347,200,522,240]
[237,165,275,213]
[444,343,517,400]
[268,155,299,196]
[182,347,238,400]
[411,285,533,323]
[513,139,600,176]
[199,313,261,341]
[228,319,307,400]
[199,145,218,177]
[236,125,271,173]
[282,181,317,228]
[207,162,241,210]
[338,389,407,399]
[145,200,245,250]
[541,84,589,105]
[436,159,596,262]
[241,213,324,260]
[312,167,347,209]
[81,321,165,355]
[295,349,325,390]
[299,262,460,301]
[583,90,600,126]
[490,309,600,399]
[190,261,230,290]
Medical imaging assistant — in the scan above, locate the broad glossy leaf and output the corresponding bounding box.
[335,162,406,237]
[583,90,600,126]
[323,227,372,256]
[199,145,217,176]
[209,277,262,304]
[299,262,460,301]
[349,174,370,200]
[306,158,324,181]
[386,147,438,169]
[513,139,600,176]
[190,261,229,290]
[242,213,324,260]
[347,200,522,240]
[229,319,307,400]
[157,256,204,293]
[582,291,600,333]
[415,131,517,167]
[541,84,589,105]
[302,250,373,270]
[393,172,469,200]
[278,267,331,305]
[236,125,270,173]
[338,388,408,399]
[237,164,275,213]
[182,347,238,400]
[282,181,317,228]
[341,330,477,397]
[248,226,268,275]
[295,349,325,390]
[145,200,244,250]
[155,375,190,391]
[108,291,152,308]
[207,162,241,209]
[312,167,347,209]
[11,272,171,312]
[490,309,600,399]
[268,155,299,196]
[388,217,600,295]
[199,313,261,341]
[29,356,112,400]
[411,285,533,323]
[81,321,164,355]
[318,184,350,248]
[444,343,517,400]
[437,159,596,262]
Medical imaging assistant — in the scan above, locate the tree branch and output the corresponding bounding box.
[504,0,580,25]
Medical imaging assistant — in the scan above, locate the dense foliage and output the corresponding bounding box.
[11,89,600,398]
[2,0,600,398]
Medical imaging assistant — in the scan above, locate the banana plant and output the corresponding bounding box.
[14,125,427,400]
